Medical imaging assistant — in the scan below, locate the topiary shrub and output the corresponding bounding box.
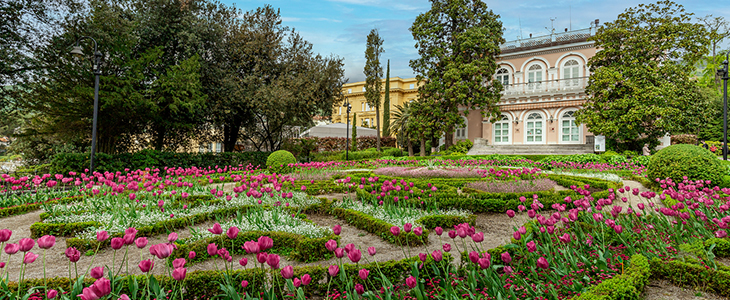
[266,150,296,171]
[646,144,725,185]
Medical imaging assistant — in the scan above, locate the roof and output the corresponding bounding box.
[300,123,377,138]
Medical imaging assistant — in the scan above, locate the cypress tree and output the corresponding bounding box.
[351,112,358,151]
[382,60,391,137]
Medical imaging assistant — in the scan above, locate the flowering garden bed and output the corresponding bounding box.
[0,158,728,300]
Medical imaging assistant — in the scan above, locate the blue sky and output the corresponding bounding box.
[222,0,729,82]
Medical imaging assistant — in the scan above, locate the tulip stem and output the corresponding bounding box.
[43,249,47,295]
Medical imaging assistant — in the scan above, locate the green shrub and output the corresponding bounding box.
[646,144,725,184]
[266,150,297,171]
[572,255,651,300]
[630,155,650,167]
[449,139,473,154]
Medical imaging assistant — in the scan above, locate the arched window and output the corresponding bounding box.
[455,116,468,139]
[527,64,543,90]
[525,112,544,143]
[496,68,509,87]
[561,110,580,143]
[493,115,511,144]
[563,59,580,87]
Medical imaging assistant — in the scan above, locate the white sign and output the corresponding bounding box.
[594,135,606,152]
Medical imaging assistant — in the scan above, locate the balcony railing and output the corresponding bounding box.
[501,76,588,97]
[500,28,595,51]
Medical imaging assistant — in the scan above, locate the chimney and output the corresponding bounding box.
[529,33,532,38]
[595,19,599,26]
[565,28,568,32]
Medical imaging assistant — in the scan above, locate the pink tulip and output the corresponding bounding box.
[18,238,34,252]
[226,227,239,240]
[526,241,537,253]
[477,257,490,269]
[355,284,365,295]
[267,254,280,269]
[138,260,154,273]
[403,223,413,233]
[78,287,100,300]
[23,252,38,264]
[0,229,11,242]
[716,230,728,238]
[38,235,56,249]
[501,252,511,264]
[65,247,81,262]
[207,243,218,256]
[325,240,337,252]
[110,238,124,250]
[208,223,223,235]
[135,237,148,249]
[332,225,342,235]
[172,268,187,281]
[506,210,515,218]
[168,232,179,243]
[188,251,196,259]
[537,257,549,269]
[47,290,58,299]
[468,251,480,264]
[432,250,443,262]
[471,232,484,243]
[434,227,443,236]
[328,264,339,276]
[239,257,248,267]
[241,280,249,288]
[301,274,311,285]
[405,276,417,288]
[258,236,274,251]
[96,231,109,242]
[367,246,376,256]
[390,226,400,236]
[243,241,260,254]
[348,249,362,263]
[358,268,369,280]
[256,252,268,264]
[173,258,186,269]
[90,266,104,279]
[442,243,451,252]
[281,265,294,279]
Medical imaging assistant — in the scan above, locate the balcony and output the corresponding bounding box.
[500,28,595,53]
[501,76,588,99]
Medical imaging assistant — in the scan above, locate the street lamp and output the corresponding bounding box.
[70,36,102,175]
[343,96,352,161]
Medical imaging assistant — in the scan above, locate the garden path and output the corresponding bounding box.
[644,279,725,300]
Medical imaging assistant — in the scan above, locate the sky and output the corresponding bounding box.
[221,0,730,83]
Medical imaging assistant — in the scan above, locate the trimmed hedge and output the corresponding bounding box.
[572,254,651,300]
[170,230,339,264]
[649,257,730,297]
[329,207,430,245]
[0,195,82,218]
[646,144,725,185]
[51,150,271,174]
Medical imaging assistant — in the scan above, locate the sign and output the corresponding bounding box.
[594,135,606,152]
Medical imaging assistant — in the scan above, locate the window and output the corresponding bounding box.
[561,110,580,143]
[409,84,415,89]
[496,68,509,87]
[199,144,206,153]
[527,64,543,90]
[362,87,366,92]
[339,107,342,115]
[525,113,544,143]
[365,103,370,111]
[348,89,352,94]
[216,143,222,153]
[563,59,580,87]
[493,115,510,144]
[361,103,364,111]
[455,117,468,139]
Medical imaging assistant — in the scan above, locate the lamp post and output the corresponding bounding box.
[343,97,352,161]
[70,36,102,175]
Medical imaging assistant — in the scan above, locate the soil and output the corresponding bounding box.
[0,180,673,283]
[644,279,727,300]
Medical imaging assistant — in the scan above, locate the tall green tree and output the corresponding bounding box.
[351,112,358,151]
[575,0,710,151]
[389,101,413,155]
[409,0,504,149]
[698,15,729,90]
[363,29,384,152]
[382,60,391,137]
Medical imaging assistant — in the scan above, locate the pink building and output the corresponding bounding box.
[464,24,600,155]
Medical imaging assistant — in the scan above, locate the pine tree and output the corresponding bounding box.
[364,29,384,151]
[382,60,391,137]
[351,112,358,151]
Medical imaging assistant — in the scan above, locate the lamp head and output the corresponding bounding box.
[70,45,85,57]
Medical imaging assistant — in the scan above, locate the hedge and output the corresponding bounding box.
[51,150,271,174]
[329,207,430,245]
[0,195,82,218]
[649,257,730,297]
[170,230,339,264]
[572,254,651,300]
[2,253,451,299]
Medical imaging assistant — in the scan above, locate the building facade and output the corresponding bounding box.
[333,23,669,153]
[333,77,420,128]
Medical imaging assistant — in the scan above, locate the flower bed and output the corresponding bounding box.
[464,178,556,193]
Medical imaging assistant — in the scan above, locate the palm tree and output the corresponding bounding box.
[389,101,414,156]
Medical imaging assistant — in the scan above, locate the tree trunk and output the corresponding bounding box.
[154,125,166,151]
[223,117,243,152]
[420,138,426,157]
[375,105,381,152]
[431,135,439,154]
[408,138,414,156]
[444,124,454,150]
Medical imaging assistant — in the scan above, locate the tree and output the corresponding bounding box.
[363,29,384,152]
[409,0,504,149]
[575,0,710,151]
[382,60,391,137]
[389,101,413,156]
[351,112,358,151]
[698,15,729,90]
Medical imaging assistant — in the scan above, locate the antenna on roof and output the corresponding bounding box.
[569,6,572,31]
[518,16,523,39]
[545,17,557,34]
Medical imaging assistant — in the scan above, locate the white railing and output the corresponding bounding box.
[501,77,588,98]
[500,28,594,51]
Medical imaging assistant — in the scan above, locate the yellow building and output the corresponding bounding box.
[333,77,421,129]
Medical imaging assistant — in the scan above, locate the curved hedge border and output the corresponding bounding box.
[649,257,730,298]
[170,230,339,264]
[330,207,429,245]
[0,195,82,218]
[572,254,651,300]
